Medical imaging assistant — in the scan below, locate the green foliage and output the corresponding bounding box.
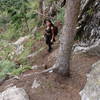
[0,16,10,26]
[0,38,34,79]
[0,40,15,60]
[15,37,34,65]
[0,0,41,39]
[87,8,94,16]
[0,60,31,78]
[0,0,66,79]
[0,28,21,41]
[29,0,39,9]
[11,65,31,75]
[34,32,43,40]
[24,37,35,48]
[56,8,64,24]
[47,0,58,3]
[16,48,31,65]
[0,60,16,78]
[0,0,30,31]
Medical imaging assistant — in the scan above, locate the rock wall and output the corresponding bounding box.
[74,0,100,56]
[77,0,100,45]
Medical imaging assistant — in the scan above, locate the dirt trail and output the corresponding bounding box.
[0,43,99,100]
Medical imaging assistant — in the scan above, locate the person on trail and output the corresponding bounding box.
[44,19,58,52]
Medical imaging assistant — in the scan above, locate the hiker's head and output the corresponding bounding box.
[44,19,53,27]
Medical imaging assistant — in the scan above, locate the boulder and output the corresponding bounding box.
[74,39,100,56]
[15,45,24,55]
[32,79,40,89]
[80,61,100,100]
[14,36,30,46]
[0,86,29,100]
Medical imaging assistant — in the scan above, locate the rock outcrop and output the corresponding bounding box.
[80,61,100,100]
[74,39,100,56]
[0,86,29,100]
[77,0,100,44]
[74,0,100,56]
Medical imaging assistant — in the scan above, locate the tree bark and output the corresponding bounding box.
[54,0,81,76]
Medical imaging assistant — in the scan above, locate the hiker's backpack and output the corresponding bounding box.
[53,26,58,36]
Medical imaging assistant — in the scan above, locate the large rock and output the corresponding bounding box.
[77,0,100,45]
[0,86,29,100]
[74,39,100,56]
[80,61,100,100]
[74,0,100,56]
[15,45,24,55]
[14,36,30,46]
[13,35,30,55]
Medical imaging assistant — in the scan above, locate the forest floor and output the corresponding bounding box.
[0,39,100,100]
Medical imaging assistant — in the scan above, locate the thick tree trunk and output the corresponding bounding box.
[54,0,80,76]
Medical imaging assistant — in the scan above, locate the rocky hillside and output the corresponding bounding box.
[77,0,100,44]
[74,0,100,56]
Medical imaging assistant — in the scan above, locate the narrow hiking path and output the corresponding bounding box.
[0,0,99,100]
[0,44,99,100]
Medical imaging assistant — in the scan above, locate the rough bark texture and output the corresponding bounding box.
[54,0,80,76]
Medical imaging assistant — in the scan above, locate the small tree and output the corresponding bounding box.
[43,0,80,77]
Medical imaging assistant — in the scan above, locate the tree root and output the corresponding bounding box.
[36,64,58,74]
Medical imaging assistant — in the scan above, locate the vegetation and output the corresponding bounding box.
[0,0,78,78]
[0,0,99,100]
[0,0,97,79]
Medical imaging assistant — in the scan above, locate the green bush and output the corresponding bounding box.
[0,27,21,41]
[11,65,31,75]
[0,60,16,78]
[0,60,32,78]
[34,32,43,40]
[56,8,65,24]
[0,40,15,60]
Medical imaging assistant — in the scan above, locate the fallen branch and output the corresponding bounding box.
[33,10,48,18]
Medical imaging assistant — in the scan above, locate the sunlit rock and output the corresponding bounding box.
[80,61,100,100]
[32,79,40,89]
[0,86,29,100]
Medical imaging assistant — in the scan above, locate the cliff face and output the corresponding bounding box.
[77,0,100,45]
[74,0,100,56]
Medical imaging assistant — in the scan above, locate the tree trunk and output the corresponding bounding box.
[39,0,44,19]
[54,0,80,76]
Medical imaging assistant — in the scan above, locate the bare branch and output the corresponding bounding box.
[61,0,66,8]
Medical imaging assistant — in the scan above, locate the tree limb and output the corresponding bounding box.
[61,0,66,8]
[33,10,46,17]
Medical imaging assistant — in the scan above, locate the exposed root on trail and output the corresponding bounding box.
[39,64,58,74]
